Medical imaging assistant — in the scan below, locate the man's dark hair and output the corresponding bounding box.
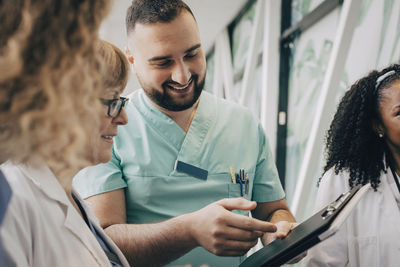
[322,64,400,190]
[126,0,195,34]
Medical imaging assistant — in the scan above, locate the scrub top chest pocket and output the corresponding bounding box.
[172,161,255,200]
[228,168,254,200]
[227,167,255,216]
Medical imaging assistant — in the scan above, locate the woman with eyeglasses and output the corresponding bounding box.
[95,40,129,165]
[306,64,400,267]
[68,39,129,266]
[0,0,129,265]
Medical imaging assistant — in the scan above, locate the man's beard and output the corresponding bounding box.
[143,74,205,111]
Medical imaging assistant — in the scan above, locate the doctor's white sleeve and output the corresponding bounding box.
[304,168,350,267]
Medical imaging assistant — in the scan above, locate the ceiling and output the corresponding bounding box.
[99,0,248,92]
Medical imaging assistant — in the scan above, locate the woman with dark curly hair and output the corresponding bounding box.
[306,64,400,266]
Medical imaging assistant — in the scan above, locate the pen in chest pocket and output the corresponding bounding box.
[236,173,243,197]
[230,167,249,197]
[230,166,236,184]
[245,173,249,194]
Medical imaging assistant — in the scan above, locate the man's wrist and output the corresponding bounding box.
[174,212,199,249]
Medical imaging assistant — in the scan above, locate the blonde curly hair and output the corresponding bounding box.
[0,0,111,176]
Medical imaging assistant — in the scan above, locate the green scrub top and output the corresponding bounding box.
[74,89,285,266]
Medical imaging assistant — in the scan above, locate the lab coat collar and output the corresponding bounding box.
[19,162,70,205]
[386,165,400,204]
[18,163,112,266]
[382,153,400,198]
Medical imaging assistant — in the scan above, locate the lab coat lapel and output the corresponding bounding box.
[134,89,186,151]
[386,168,400,208]
[20,164,110,266]
[381,169,400,243]
[62,201,111,266]
[74,191,130,267]
[176,91,215,168]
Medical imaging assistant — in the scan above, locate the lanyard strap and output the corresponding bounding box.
[389,167,400,195]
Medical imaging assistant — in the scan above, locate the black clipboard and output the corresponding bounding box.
[239,183,370,267]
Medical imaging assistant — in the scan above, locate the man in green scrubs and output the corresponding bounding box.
[74,0,299,266]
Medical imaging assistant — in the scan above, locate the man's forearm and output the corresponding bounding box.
[104,198,277,265]
[105,213,197,267]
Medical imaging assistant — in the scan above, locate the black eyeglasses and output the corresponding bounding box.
[100,97,128,118]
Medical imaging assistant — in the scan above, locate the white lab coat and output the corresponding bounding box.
[0,162,129,267]
[305,166,400,267]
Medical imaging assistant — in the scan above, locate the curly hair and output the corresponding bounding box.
[0,0,111,176]
[323,64,400,190]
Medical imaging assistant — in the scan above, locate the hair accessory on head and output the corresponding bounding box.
[375,70,396,90]
[379,133,383,138]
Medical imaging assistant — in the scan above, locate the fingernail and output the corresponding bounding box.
[277,232,286,237]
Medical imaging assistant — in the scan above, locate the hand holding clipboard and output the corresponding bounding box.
[240,183,370,267]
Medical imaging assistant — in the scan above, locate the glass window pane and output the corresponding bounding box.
[247,65,263,119]
[291,0,326,25]
[285,7,340,213]
[231,2,257,75]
